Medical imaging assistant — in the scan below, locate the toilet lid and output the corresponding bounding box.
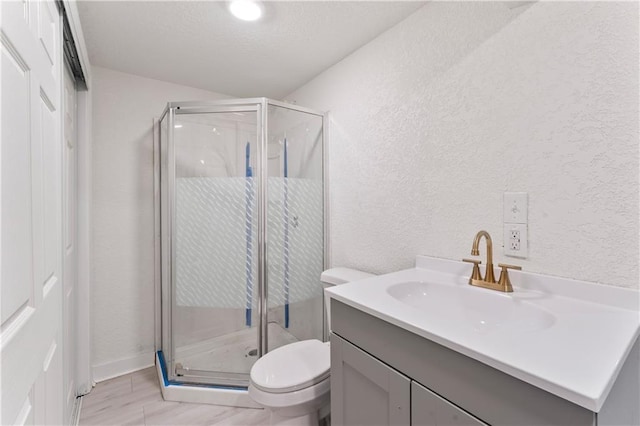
[250,339,330,394]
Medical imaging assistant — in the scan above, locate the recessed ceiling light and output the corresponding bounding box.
[174,124,183,128]
[229,0,263,22]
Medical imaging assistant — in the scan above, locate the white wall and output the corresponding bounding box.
[91,66,230,380]
[287,2,639,288]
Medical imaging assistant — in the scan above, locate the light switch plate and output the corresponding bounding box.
[504,192,528,224]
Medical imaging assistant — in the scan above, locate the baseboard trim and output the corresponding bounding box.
[93,351,155,382]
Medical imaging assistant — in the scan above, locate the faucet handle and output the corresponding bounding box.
[462,258,482,284]
[498,263,522,271]
[497,263,521,292]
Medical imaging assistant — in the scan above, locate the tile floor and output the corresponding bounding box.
[79,367,269,425]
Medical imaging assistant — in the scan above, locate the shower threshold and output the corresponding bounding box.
[156,351,261,408]
[156,322,300,406]
[174,365,250,388]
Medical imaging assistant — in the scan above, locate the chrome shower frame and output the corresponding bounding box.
[155,98,328,388]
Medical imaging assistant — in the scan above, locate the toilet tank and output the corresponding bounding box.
[321,267,375,339]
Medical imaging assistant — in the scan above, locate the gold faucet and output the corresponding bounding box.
[463,230,521,292]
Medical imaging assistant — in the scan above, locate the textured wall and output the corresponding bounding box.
[91,66,229,377]
[287,2,639,288]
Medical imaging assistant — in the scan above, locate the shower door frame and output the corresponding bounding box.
[156,98,328,388]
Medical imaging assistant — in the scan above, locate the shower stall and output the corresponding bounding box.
[156,98,326,393]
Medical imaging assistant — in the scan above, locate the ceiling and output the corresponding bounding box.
[77,1,425,99]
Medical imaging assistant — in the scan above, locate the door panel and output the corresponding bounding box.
[1,283,62,424]
[1,0,63,424]
[42,91,59,280]
[13,396,34,425]
[63,64,78,421]
[38,1,57,66]
[0,35,33,325]
[43,340,63,423]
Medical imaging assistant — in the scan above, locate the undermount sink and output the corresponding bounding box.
[387,281,556,333]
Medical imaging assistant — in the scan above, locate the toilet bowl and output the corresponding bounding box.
[249,340,331,425]
[248,268,374,426]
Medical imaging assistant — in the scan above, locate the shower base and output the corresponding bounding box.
[157,323,298,407]
[175,322,298,377]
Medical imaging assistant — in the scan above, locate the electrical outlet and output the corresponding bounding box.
[509,229,521,250]
[504,223,528,258]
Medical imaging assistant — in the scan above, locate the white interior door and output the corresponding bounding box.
[1,1,64,424]
[63,63,78,423]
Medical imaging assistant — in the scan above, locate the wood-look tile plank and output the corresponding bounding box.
[83,380,162,410]
[80,374,162,425]
[131,367,162,394]
[220,407,270,425]
[82,374,132,406]
[80,404,145,426]
[143,400,244,426]
[79,368,269,426]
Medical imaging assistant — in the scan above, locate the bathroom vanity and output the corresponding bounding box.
[327,256,640,426]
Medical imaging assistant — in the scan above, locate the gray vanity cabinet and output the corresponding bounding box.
[330,299,601,426]
[412,381,487,426]
[331,334,411,425]
[331,333,486,426]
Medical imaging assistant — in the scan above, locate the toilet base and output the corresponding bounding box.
[259,393,329,426]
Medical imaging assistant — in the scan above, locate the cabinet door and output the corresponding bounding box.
[412,382,488,426]
[331,334,411,426]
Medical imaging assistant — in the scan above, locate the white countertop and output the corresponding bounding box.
[325,256,640,412]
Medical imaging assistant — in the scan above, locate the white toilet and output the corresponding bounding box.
[248,267,374,426]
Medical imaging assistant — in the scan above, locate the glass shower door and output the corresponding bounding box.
[265,103,325,352]
[164,106,261,386]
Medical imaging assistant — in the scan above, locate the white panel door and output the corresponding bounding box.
[63,63,78,423]
[1,1,64,425]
